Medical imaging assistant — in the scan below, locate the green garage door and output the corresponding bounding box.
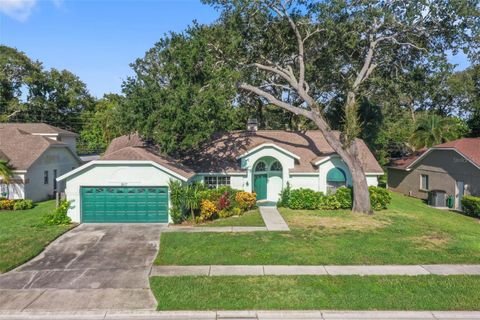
[81,186,169,223]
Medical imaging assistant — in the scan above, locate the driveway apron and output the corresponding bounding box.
[0,224,164,311]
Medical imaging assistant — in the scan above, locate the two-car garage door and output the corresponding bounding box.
[81,186,168,223]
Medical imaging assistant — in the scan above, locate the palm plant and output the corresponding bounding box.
[0,160,13,198]
[409,114,466,150]
[184,184,201,223]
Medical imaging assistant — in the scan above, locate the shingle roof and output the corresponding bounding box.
[0,126,68,170]
[389,138,480,170]
[102,145,196,179]
[0,123,78,136]
[0,150,9,162]
[183,131,383,174]
[103,131,383,178]
[104,133,145,155]
[434,138,480,167]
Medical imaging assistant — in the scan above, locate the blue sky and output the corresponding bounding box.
[0,0,219,97]
[0,0,472,98]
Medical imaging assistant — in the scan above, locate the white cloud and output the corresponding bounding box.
[51,0,62,8]
[0,0,37,22]
[0,0,63,22]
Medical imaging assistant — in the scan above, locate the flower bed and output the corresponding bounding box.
[0,198,34,211]
[168,181,256,224]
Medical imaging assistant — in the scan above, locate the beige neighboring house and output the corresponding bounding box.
[0,123,83,202]
[387,138,480,210]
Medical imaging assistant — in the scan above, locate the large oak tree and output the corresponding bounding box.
[205,0,479,213]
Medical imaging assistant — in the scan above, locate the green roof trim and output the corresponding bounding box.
[327,167,346,182]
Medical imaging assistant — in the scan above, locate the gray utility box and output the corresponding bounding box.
[428,190,447,207]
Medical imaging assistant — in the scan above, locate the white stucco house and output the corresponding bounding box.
[58,129,383,224]
[0,123,83,202]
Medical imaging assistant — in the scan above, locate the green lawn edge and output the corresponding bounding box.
[0,200,73,273]
[155,192,480,265]
[150,275,480,311]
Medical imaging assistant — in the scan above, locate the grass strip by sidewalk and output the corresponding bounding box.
[150,275,480,311]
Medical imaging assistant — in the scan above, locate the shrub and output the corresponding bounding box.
[13,199,34,210]
[318,194,341,210]
[335,187,353,209]
[42,200,71,225]
[369,186,391,210]
[231,207,243,216]
[199,199,218,222]
[170,207,184,224]
[0,199,15,210]
[289,188,322,210]
[235,191,256,210]
[461,195,480,217]
[277,182,291,208]
[217,191,231,210]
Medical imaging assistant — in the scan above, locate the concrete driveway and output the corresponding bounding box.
[0,224,163,311]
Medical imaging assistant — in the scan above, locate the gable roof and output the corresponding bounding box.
[389,138,480,170]
[0,126,78,170]
[0,123,77,136]
[102,145,196,179]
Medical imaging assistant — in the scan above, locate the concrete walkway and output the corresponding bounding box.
[151,264,480,276]
[259,206,290,231]
[1,310,480,319]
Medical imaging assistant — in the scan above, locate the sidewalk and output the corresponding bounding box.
[151,264,480,276]
[1,310,479,319]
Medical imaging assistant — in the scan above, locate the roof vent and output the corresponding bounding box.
[247,118,258,131]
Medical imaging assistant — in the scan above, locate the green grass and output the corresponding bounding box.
[196,209,264,227]
[0,200,72,273]
[156,192,480,265]
[150,275,480,310]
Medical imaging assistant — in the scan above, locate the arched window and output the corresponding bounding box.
[270,161,282,171]
[255,161,266,172]
[326,167,347,193]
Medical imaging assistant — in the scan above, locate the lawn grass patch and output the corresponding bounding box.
[0,200,72,273]
[195,209,264,227]
[156,193,480,265]
[150,275,480,310]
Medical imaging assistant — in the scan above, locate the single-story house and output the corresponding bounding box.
[0,123,82,201]
[58,129,383,223]
[387,138,480,210]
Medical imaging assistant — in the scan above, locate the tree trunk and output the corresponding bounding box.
[311,112,373,214]
[191,208,196,223]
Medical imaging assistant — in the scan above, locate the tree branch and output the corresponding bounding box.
[238,83,313,119]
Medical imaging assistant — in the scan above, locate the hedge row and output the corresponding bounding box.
[278,185,391,211]
[461,195,480,217]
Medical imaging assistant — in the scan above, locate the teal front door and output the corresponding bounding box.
[254,174,267,200]
[81,186,169,223]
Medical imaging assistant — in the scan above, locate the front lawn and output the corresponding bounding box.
[156,192,480,265]
[195,209,264,227]
[150,275,480,310]
[0,200,72,273]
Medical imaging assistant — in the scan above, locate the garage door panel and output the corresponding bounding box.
[81,186,168,223]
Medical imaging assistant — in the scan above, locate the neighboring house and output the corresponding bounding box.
[387,138,480,210]
[0,123,83,201]
[58,128,383,223]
